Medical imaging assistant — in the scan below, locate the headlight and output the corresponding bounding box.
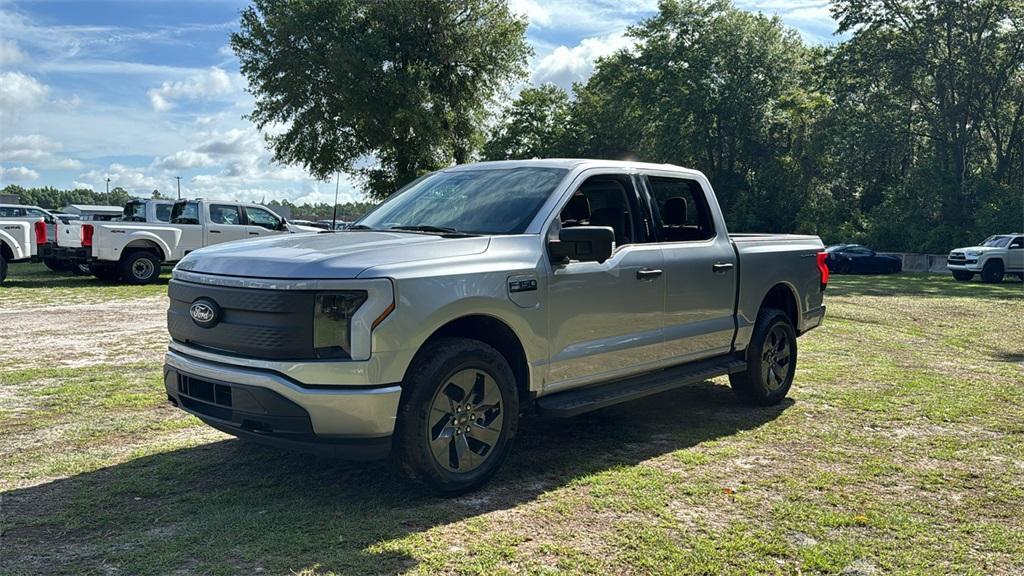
[313,291,367,359]
[965,250,980,257]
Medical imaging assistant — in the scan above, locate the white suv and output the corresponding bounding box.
[947,234,1024,283]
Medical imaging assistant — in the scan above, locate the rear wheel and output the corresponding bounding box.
[89,263,120,281]
[835,261,851,274]
[729,308,797,406]
[888,261,901,274]
[0,253,7,285]
[395,337,519,494]
[980,260,1004,284]
[43,258,67,272]
[119,251,161,284]
[951,270,974,282]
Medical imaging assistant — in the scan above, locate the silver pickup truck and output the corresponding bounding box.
[164,159,828,493]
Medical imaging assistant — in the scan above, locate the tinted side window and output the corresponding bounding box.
[645,176,715,242]
[0,207,25,217]
[245,207,280,229]
[209,204,242,225]
[558,174,643,247]
[1009,237,1023,249]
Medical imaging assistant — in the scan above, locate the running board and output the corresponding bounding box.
[536,356,747,418]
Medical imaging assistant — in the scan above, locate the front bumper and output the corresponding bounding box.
[164,349,402,459]
[947,260,982,272]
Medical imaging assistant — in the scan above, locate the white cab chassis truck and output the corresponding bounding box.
[56,199,304,284]
[164,160,829,493]
[0,218,47,285]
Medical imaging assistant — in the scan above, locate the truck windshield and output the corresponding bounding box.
[170,201,200,224]
[981,235,1011,248]
[123,202,145,222]
[357,167,568,235]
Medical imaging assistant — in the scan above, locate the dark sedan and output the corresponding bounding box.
[825,244,902,274]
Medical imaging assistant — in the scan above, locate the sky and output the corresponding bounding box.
[0,0,841,205]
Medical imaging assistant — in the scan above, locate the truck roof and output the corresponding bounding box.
[443,158,704,177]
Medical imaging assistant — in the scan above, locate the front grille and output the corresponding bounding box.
[171,370,314,435]
[178,374,232,407]
[167,279,316,359]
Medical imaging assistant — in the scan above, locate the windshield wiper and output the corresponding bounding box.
[390,224,458,233]
[388,225,478,237]
[347,224,375,230]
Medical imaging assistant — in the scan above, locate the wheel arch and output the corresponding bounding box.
[406,314,531,406]
[0,237,14,261]
[758,282,801,332]
[122,238,167,261]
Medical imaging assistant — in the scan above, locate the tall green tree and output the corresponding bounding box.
[232,0,531,199]
[482,84,573,160]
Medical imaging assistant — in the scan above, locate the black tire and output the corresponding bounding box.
[394,337,519,495]
[835,261,851,274]
[980,260,1004,284]
[729,308,797,406]
[0,253,7,285]
[89,263,120,281]
[43,258,67,272]
[119,251,161,284]
[70,262,90,276]
[952,270,974,282]
[888,261,901,274]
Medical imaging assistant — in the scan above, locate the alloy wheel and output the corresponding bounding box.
[761,324,792,391]
[427,368,504,473]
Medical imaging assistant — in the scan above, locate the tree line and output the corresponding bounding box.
[235,0,1022,253]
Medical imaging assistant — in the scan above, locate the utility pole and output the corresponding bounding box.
[175,176,182,200]
[105,177,110,194]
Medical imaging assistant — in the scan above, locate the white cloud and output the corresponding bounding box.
[147,67,237,111]
[0,39,25,65]
[532,32,635,88]
[72,181,94,191]
[0,134,83,169]
[1,166,40,182]
[509,0,553,27]
[77,163,163,194]
[0,72,49,123]
[152,150,216,171]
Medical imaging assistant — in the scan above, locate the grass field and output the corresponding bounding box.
[1,263,1022,575]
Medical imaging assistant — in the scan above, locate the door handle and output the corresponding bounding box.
[712,262,734,273]
[249,231,260,235]
[209,230,221,234]
[636,268,663,280]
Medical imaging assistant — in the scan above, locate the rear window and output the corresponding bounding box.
[170,201,200,224]
[155,204,172,222]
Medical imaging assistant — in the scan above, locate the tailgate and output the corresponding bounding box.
[57,220,84,248]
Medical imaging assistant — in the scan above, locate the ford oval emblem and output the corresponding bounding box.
[189,298,221,329]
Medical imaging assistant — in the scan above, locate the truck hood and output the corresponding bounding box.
[175,231,491,279]
[951,245,1000,254]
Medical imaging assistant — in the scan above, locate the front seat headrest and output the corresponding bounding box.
[562,193,591,223]
[663,197,687,226]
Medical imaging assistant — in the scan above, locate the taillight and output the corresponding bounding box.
[82,224,94,247]
[816,251,829,291]
[34,220,47,244]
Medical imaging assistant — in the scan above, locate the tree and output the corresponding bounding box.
[232,0,531,199]
[483,84,573,160]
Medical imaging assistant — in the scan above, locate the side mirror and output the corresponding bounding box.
[278,219,289,231]
[549,226,614,264]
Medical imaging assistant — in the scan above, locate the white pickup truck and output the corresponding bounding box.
[56,199,312,283]
[0,218,47,285]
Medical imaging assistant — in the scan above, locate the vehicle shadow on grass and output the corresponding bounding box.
[1,381,790,575]
[829,272,1023,299]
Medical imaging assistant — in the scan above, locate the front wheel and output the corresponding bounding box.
[395,337,519,494]
[119,251,162,284]
[951,270,974,282]
[730,308,797,406]
[980,260,1004,284]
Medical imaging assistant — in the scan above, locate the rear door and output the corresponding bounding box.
[642,173,737,362]
[205,203,249,244]
[545,170,667,392]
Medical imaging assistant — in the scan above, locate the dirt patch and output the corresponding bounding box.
[0,295,169,370]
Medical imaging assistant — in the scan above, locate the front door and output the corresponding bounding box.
[205,203,249,245]
[243,206,284,238]
[545,172,666,392]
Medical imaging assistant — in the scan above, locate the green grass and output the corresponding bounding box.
[0,262,170,305]
[1,268,1022,575]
